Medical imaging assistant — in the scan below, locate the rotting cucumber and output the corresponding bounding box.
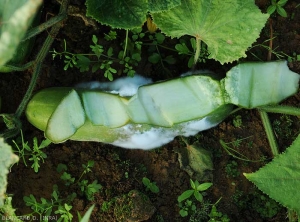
[26,60,300,149]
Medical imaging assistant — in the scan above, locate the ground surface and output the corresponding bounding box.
[1,0,300,221]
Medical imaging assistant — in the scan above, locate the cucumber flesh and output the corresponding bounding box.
[222,61,300,108]
[45,90,85,143]
[126,95,150,123]
[138,76,224,126]
[82,91,129,127]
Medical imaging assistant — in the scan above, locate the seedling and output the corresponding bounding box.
[142,177,159,193]
[178,179,212,203]
[23,185,76,221]
[12,131,51,173]
[56,161,102,201]
[267,0,288,17]
[78,180,102,201]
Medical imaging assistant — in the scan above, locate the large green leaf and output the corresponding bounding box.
[244,134,300,214]
[152,0,269,64]
[0,138,19,206]
[148,0,181,12]
[85,0,181,29]
[0,0,42,66]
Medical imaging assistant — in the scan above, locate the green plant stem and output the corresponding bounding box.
[15,0,70,119]
[0,0,70,140]
[23,13,67,41]
[259,110,279,156]
[0,61,34,72]
[259,105,300,116]
[194,37,201,65]
[122,29,129,60]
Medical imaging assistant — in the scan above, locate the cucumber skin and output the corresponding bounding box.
[25,61,300,148]
[26,87,233,145]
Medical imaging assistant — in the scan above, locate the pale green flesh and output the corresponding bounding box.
[45,90,85,143]
[126,95,150,123]
[222,60,300,108]
[82,91,129,127]
[25,61,300,146]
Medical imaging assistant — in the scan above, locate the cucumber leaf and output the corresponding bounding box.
[0,0,42,66]
[86,0,181,29]
[244,134,300,214]
[152,0,269,64]
[0,138,19,206]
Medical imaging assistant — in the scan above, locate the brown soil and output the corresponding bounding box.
[2,0,300,221]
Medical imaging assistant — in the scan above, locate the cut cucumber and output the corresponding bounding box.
[45,90,85,143]
[126,95,150,123]
[222,61,300,108]
[138,76,224,126]
[82,91,129,127]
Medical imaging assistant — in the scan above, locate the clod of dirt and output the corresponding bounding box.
[113,189,156,222]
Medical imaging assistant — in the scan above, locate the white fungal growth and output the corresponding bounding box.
[76,74,153,96]
[112,117,219,150]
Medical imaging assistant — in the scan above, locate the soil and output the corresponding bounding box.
[1,0,300,222]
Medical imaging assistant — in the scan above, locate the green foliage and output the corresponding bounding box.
[23,185,76,221]
[272,115,294,140]
[232,115,242,128]
[12,131,51,173]
[0,196,21,222]
[57,161,102,201]
[244,134,300,214]
[175,38,209,67]
[85,0,181,29]
[0,139,19,207]
[142,177,159,193]
[178,179,212,203]
[152,0,269,64]
[77,204,94,222]
[208,204,230,222]
[225,160,240,178]
[78,180,102,201]
[0,0,42,66]
[55,203,73,222]
[267,0,288,17]
[178,199,196,217]
[251,193,282,218]
[51,31,143,80]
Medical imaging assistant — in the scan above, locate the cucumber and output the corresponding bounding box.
[25,61,300,149]
[82,91,129,127]
[45,90,85,143]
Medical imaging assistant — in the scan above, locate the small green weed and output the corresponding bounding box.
[23,185,76,221]
[273,114,294,139]
[12,131,51,173]
[51,29,142,80]
[142,177,159,193]
[208,204,230,222]
[178,179,212,203]
[57,161,102,201]
[225,160,240,178]
[251,192,283,218]
[78,179,102,201]
[232,115,242,128]
[178,179,212,217]
[267,0,288,17]
[175,38,209,68]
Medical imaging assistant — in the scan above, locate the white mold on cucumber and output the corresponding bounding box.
[26,61,300,149]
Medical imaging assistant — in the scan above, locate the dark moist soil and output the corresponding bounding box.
[2,0,300,221]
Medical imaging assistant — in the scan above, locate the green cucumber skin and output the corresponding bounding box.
[25,61,300,147]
